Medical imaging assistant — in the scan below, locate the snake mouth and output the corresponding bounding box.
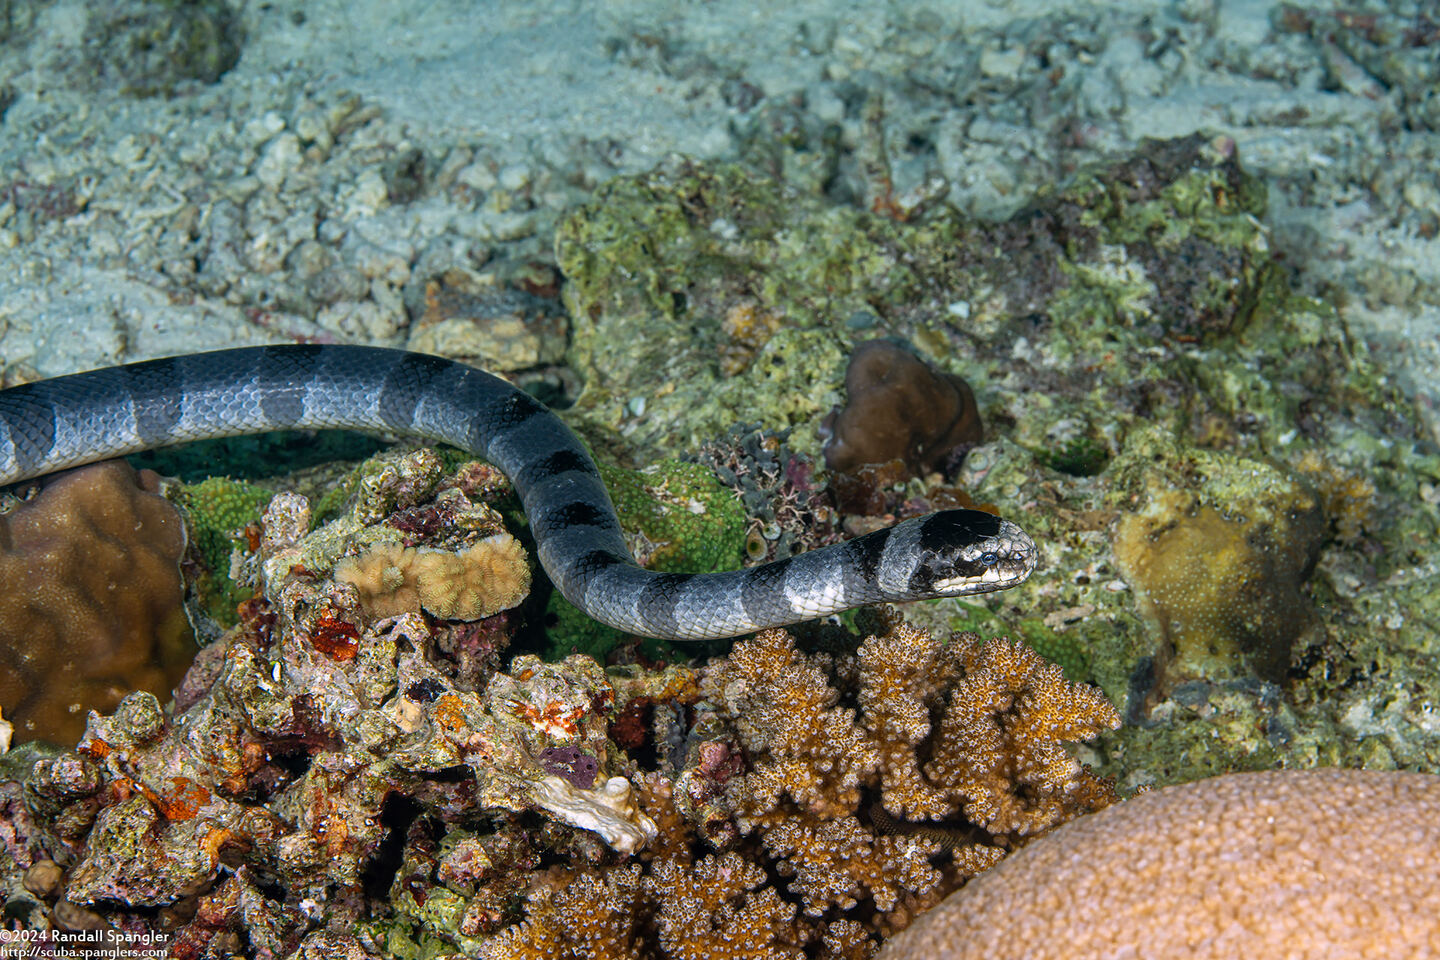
[930,562,1032,596]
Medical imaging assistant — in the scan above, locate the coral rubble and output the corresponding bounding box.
[408,268,569,372]
[83,0,244,96]
[0,461,192,746]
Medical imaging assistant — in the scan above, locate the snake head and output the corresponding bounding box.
[908,509,1038,597]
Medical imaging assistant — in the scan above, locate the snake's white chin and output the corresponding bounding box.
[931,566,1032,595]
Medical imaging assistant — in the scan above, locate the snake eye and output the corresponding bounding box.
[981,552,998,565]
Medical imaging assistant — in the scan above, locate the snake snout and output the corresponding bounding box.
[995,519,1039,584]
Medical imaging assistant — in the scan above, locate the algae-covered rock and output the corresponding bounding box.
[83,0,244,96]
[555,136,1288,471]
[555,137,1440,802]
[598,459,748,574]
[556,159,892,460]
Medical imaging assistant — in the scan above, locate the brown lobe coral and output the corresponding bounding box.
[821,339,983,478]
[878,769,1440,960]
[0,461,192,746]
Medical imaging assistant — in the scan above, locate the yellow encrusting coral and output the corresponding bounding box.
[718,300,784,377]
[334,534,530,621]
[1293,449,1376,543]
[1114,486,1323,687]
[1109,433,1329,692]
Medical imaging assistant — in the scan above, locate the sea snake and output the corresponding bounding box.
[0,345,1037,640]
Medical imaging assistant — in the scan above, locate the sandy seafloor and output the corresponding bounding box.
[0,0,1436,422]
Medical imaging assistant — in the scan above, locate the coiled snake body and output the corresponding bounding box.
[0,345,1036,640]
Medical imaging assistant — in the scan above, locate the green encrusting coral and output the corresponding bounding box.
[598,460,747,574]
[178,477,271,627]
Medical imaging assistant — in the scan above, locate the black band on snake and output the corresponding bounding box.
[0,345,1037,641]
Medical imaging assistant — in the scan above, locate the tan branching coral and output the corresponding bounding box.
[924,634,1121,836]
[647,853,803,960]
[0,461,192,745]
[476,866,644,960]
[483,854,806,960]
[706,629,879,822]
[857,621,962,820]
[463,618,1114,956]
[703,620,1118,928]
[334,534,530,621]
[759,814,943,915]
